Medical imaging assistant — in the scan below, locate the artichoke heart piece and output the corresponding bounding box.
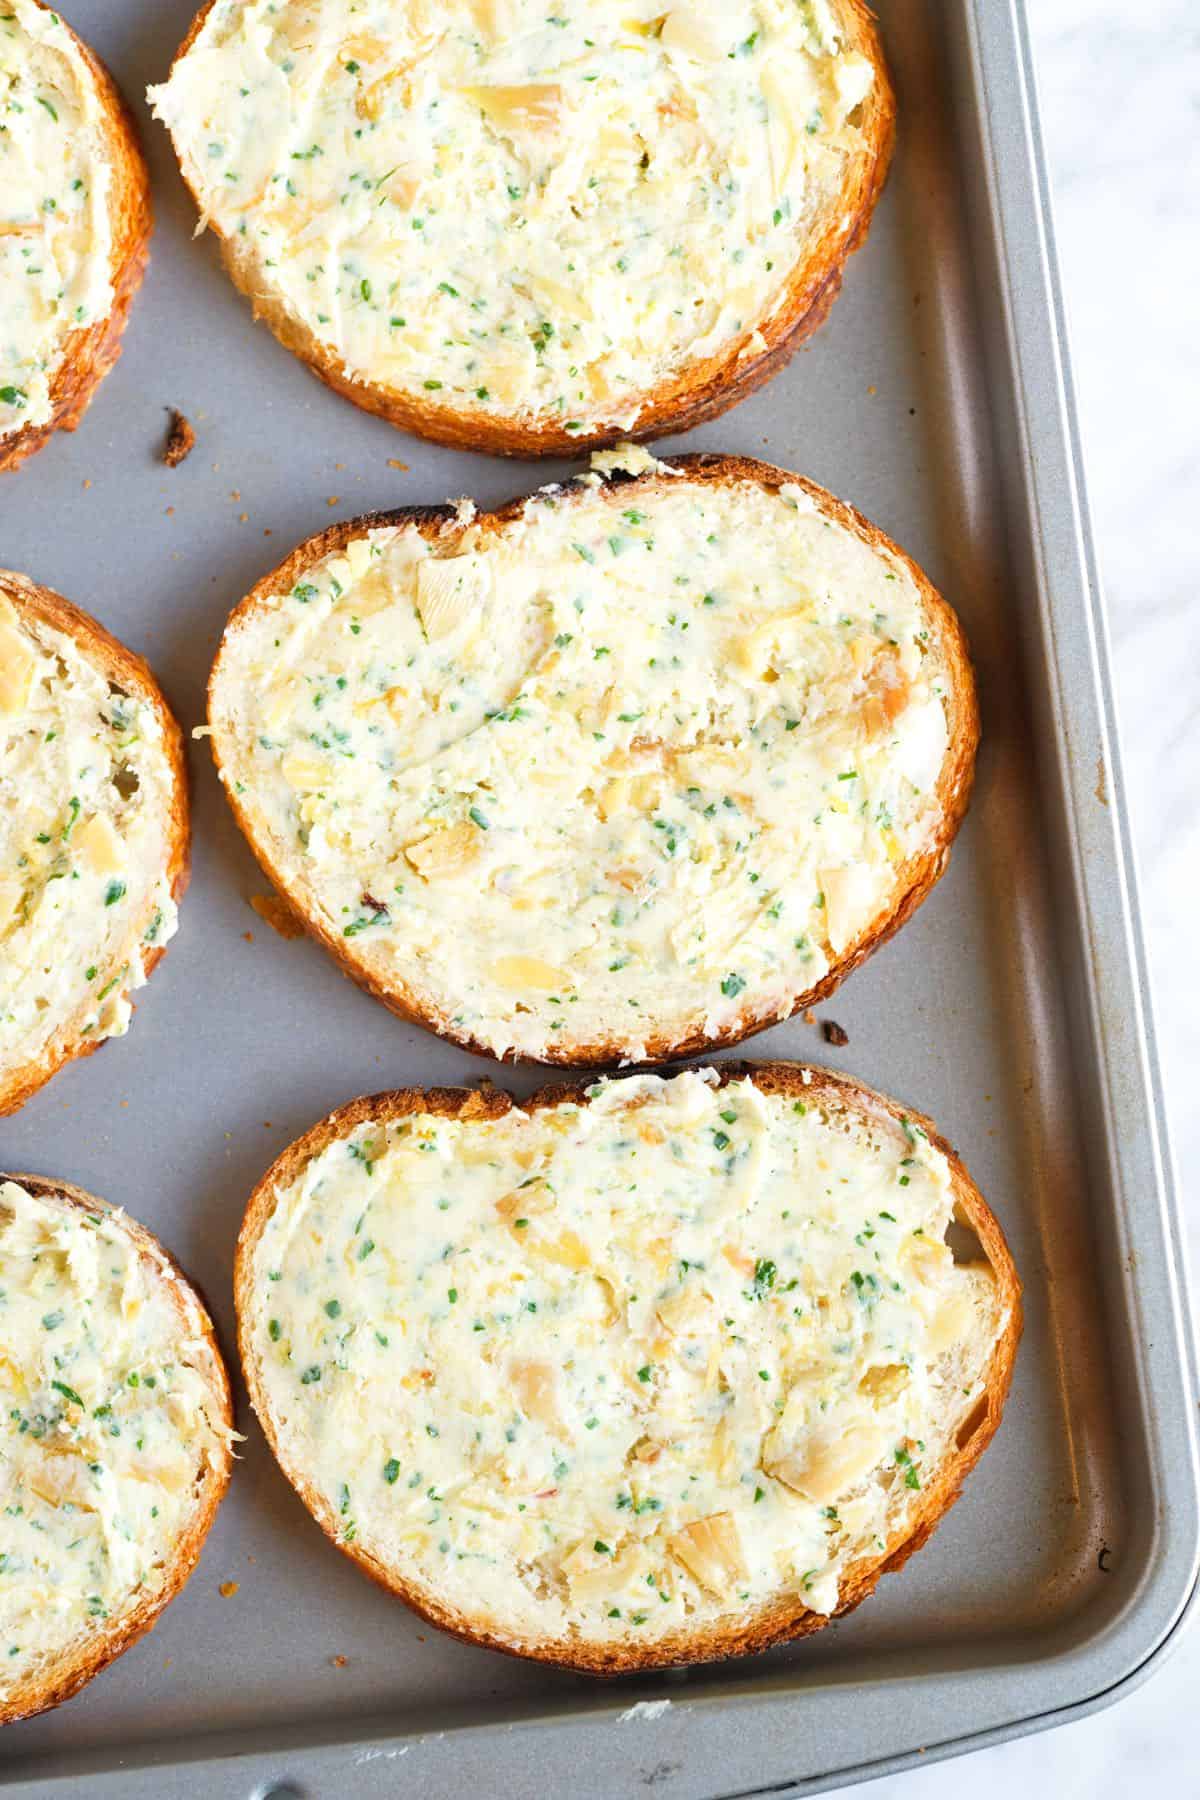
[667,1512,746,1598]
[766,1422,890,1506]
[415,552,492,640]
[75,813,125,876]
[404,821,483,880]
[0,623,35,715]
[464,83,566,137]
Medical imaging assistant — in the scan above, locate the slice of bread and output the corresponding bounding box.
[208,452,978,1067]
[0,1175,234,1725]
[150,0,893,456]
[0,0,152,474]
[236,1063,1020,1674]
[0,572,189,1115]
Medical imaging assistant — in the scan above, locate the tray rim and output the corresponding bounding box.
[970,0,1200,1600]
[2,0,1198,1792]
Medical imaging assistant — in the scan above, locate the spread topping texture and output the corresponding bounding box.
[246,1071,1006,1645]
[211,470,954,1061]
[151,0,876,431]
[0,588,179,1088]
[0,1182,230,1701]
[0,0,114,441]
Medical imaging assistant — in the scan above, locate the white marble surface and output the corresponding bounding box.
[842,1,1200,1794]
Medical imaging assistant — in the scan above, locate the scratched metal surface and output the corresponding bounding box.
[0,3,1195,1796]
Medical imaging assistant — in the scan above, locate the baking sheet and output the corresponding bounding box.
[1,1,1196,1796]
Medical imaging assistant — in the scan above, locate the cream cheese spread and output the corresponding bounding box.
[211,471,954,1061]
[246,1071,1005,1645]
[0,1181,230,1704]
[0,1,114,442]
[0,587,180,1092]
[151,0,877,431]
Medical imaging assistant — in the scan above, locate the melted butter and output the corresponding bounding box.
[248,1071,1005,1643]
[0,1,114,440]
[211,471,952,1061]
[150,0,875,432]
[0,1182,231,1703]
[0,589,180,1090]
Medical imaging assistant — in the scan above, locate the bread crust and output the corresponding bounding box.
[163,0,893,456]
[0,1174,234,1726]
[0,572,191,1115]
[0,0,152,474]
[235,1062,1021,1675]
[208,453,979,1068]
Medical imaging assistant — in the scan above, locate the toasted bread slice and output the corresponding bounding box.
[236,1063,1020,1674]
[0,0,152,474]
[150,0,892,456]
[0,1175,234,1725]
[208,452,977,1067]
[0,572,189,1115]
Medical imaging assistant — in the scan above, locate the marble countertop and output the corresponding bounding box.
[844,2,1200,1794]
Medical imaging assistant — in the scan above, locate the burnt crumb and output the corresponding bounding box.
[162,408,196,467]
[821,1019,850,1047]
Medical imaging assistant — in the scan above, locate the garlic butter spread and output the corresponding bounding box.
[0,589,179,1089]
[212,474,952,1061]
[151,0,876,432]
[248,1072,1004,1643]
[0,1,114,442]
[0,1182,230,1701]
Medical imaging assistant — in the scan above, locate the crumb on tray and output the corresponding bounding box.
[821,1019,850,1047]
[162,409,196,467]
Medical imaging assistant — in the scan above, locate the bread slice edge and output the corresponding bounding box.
[0,1,153,474]
[0,1173,234,1726]
[0,572,191,1115]
[207,452,979,1069]
[161,0,893,456]
[234,1061,1021,1676]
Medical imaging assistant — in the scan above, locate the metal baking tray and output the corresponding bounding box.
[2,0,1196,1794]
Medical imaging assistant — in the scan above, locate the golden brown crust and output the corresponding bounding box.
[208,453,979,1069]
[0,571,191,1116]
[0,1173,234,1726]
[164,0,893,456]
[235,1062,1022,1675]
[0,0,153,474]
